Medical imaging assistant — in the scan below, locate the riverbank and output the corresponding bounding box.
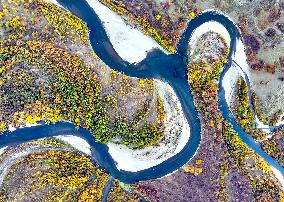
[188,21,231,56]
[55,135,92,156]
[223,38,282,135]
[107,79,190,172]
[85,0,168,64]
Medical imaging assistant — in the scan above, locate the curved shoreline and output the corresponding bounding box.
[0,0,283,184]
[47,0,284,176]
[107,79,190,172]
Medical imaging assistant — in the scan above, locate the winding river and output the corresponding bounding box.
[0,0,283,183]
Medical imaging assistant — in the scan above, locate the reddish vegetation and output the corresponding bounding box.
[276,22,284,33]
[237,14,248,35]
[278,77,284,82]
[279,56,284,72]
[265,28,276,37]
[250,60,276,74]
[134,184,159,201]
[244,34,260,53]
[267,7,281,23]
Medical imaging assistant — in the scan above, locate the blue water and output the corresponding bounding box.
[0,0,283,183]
